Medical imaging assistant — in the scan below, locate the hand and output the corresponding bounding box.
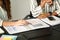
[15,20,29,26]
[46,0,52,3]
[46,0,53,5]
[52,12,58,16]
[40,0,47,8]
[37,13,50,19]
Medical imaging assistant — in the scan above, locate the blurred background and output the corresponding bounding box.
[1,0,60,20]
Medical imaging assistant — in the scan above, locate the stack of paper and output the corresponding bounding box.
[41,16,60,26]
[1,35,17,40]
[3,18,49,34]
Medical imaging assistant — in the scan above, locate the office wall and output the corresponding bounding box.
[10,0,30,20]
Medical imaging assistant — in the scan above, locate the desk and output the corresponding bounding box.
[52,24,60,32]
[0,24,60,40]
[16,24,60,40]
[30,29,60,40]
[30,24,60,40]
[0,26,51,40]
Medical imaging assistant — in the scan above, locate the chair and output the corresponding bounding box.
[24,11,35,19]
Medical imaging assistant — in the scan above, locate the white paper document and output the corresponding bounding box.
[26,18,49,29]
[3,18,49,34]
[3,26,28,34]
[41,16,60,26]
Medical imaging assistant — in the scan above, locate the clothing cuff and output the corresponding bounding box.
[33,6,42,17]
[32,13,41,17]
[0,20,3,26]
[36,6,42,11]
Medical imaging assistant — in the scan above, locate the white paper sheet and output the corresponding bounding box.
[26,18,49,29]
[4,26,28,34]
[41,16,60,26]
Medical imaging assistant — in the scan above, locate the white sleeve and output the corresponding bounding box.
[0,18,3,26]
[30,0,42,17]
[55,1,60,14]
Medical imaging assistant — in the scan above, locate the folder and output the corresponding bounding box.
[3,37,12,40]
[1,35,17,40]
[0,38,3,40]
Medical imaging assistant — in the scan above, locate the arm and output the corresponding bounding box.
[0,19,3,26]
[2,21,16,26]
[30,0,48,17]
[53,1,60,16]
[0,19,28,26]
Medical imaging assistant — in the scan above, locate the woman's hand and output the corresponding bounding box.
[15,20,29,26]
[37,13,50,19]
[40,0,48,8]
[52,12,58,16]
[3,20,29,26]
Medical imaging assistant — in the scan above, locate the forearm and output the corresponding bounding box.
[2,21,16,26]
[55,1,60,15]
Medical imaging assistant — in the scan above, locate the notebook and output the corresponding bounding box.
[3,18,49,34]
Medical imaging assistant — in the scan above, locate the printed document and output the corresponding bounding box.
[3,18,49,34]
[41,16,60,26]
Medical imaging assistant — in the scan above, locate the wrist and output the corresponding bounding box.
[40,1,46,8]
